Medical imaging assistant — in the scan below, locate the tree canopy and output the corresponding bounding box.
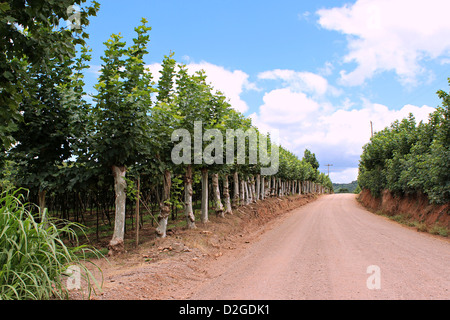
[358,79,450,204]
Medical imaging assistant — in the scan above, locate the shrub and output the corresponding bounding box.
[0,188,102,300]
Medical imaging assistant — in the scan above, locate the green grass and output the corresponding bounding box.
[0,188,103,300]
[429,224,449,237]
[372,209,448,237]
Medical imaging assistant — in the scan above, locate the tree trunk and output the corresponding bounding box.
[184,165,196,229]
[38,189,48,228]
[156,170,171,238]
[38,189,47,215]
[271,176,276,196]
[260,176,265,200]
[135,176,140,246]
[240,179,245,206]
[109,165,127,256]
[223,174,232,215]
[232,171,239,208]
[212,173,224,218]
[250,176,257,203]
[245,179,251,205]
[201,168,209,223]
[256,174,260,201]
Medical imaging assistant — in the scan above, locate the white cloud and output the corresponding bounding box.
[257,88,320,125]
[317,0,450,86]
[298,11,311,21]
[258,69,340,97]
[330,168,359,184]
[146,62,163,83]
[318,62,334,77]
[88,65,102,75]
[145,61,257,113]
[251,84,436,182]
[185,62,258,113]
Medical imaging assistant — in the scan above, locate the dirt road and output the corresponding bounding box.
[187,194,450,300]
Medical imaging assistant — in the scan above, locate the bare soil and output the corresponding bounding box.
[71,193,450,300]
[358,189,450,229]
[70,194,318,300]
[188,194,450,300]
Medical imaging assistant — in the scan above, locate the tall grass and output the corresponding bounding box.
[0,188,103,300]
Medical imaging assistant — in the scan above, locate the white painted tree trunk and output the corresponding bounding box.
[38,190,46,215]
[260,176,265,200]
[256,174,260,201]
[185,165,196,229]
[223,174,233,215]
[232,171,239,208]
[246,179,252,204]
[240,179,245,206]
[38,189,48,228]
[250,176,256,203]
[109,165,127,256]
[212,173,224,218]
[201,168,209,223]
[156,170,171,238]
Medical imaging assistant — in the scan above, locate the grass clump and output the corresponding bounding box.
[0,188,103,300]
[429,223,449,237]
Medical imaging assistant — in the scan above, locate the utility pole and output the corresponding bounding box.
[370,121,373,138]
[325,164,333,176]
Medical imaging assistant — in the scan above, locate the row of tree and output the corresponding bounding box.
[358,80,450,204]
[1,3,332,255]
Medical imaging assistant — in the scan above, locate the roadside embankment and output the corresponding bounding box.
[358,189,449,235]
[73,193,320,300]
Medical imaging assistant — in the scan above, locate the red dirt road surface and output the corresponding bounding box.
[187,194,450,300]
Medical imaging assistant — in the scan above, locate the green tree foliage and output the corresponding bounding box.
[303,149,319,170]
[1,13,334,259]
[0,0,99,149]
[91,19,156,252]
[92,19,154,169]
[358,79,450,204]
[7,41,94,212]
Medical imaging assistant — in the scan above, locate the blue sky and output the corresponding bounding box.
[81,0,450,183]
